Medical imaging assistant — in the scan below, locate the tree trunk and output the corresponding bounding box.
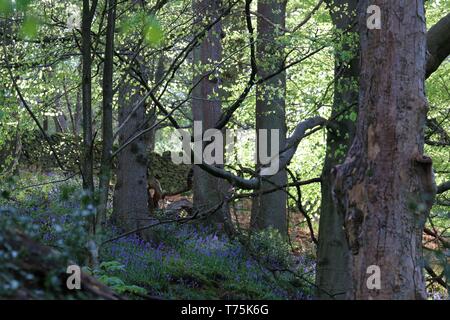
[43,116,49,133]
[53,93,68,133]
[316,2,450,299]
[333,0,435,299]
[112,83,152,239]
[98,0,116,229]
[192,0,233,233]
[250,0,288,236]
[81,0,96,204]
[316,0,359,299]
[75,85,82,135]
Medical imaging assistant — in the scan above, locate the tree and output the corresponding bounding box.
[316,2,450,299]
[426,13,450,79]
[333,0,434,299]
[316,0,359,299]
[250,0,288,236]
[191,0,233,232]
[81,0,97,211]
[98,0,117,229]
[111,82,153,239]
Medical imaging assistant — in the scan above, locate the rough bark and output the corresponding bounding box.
[192,0,233,233]
[250,0,288,236]
[333,0,435,299]
[315,0,449,300]
[112,83,152,240]
[316,0,359,299]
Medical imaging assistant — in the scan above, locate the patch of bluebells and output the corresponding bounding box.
[1,179,318,301]
[3,176,447,300]
[102,224,316,299]
[1,180,96,263]
[4,181,81,240]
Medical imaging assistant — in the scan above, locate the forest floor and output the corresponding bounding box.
[0,171,317,299]
[0,171,447,300]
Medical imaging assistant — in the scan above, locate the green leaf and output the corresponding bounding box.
[99,275,125,287]
[20,15,39,39]
[144,15,164,47]
[0,0,12,15]
[119,285,147,295]
[99,261,125,272]
[16,0,32,11]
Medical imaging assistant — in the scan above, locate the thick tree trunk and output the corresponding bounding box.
[250,0,288,236]
[112,84,152,239]
[316,3,450,299]
[192,0,233,233]
[333,0,435,299]
[316,0,359,299]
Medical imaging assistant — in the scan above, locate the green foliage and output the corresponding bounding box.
[1,175,315,299]
[84,261,147,296]
[0,0,13,15]
[144,15,164,47]
[118,10,164,47]
[19,15,39,39]
[0,206,92,299]
[16,0,32,12]
[0,0,448,301]
[102,223,314,300]
[249,228,293,270]
[0,173,96,262]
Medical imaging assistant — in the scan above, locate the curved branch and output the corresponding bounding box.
[426,13,450,79]
[200,116,326,189]
[437,181,450,194]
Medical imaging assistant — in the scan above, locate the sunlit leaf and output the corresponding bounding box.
[20,15,39,39]
[144,15,163,47]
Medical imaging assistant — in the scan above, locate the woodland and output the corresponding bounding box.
[0,0,449,300]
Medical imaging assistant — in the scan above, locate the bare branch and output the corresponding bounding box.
[437,181,450,194]
[426,13,450,79]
